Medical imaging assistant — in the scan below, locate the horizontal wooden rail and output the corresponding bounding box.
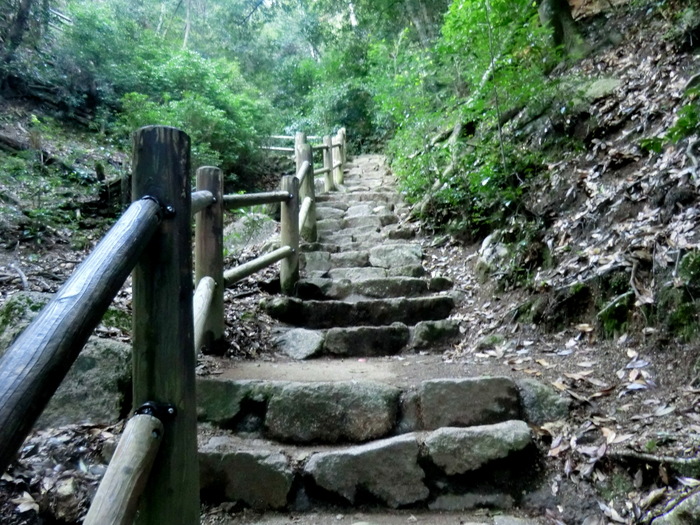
[299,196,312,231]
[307,135,321,140]
[223,245,294,287]
[0,197,162,475]
[191,190,215,215]
[314,167,331,176]
[193,276,215,352]
[269,134,294,140]
[84,413,164,525]
[333,161,343,169]
[261,146,295,152]
[223,191,290,210]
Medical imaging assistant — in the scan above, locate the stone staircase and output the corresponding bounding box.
[196,155,566,522]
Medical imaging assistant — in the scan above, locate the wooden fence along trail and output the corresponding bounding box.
[0,125,347,524]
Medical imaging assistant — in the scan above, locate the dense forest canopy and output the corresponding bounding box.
[0,0,694,236]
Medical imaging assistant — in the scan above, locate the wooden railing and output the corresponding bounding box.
[0,124,347,525]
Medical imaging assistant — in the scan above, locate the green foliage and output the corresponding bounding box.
[372,0,553,235]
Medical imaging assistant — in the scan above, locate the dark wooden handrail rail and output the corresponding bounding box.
[0,197,162,474]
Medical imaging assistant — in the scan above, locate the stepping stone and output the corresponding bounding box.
[346,204,375,217]
[410,319,461,348]
[419,378,520,429]
[304,434,429,508]
[424,420,532,475]
[330,250,370,268]
[316,207,345,220]
[266,381,400,443]
[262,295,455,328]
[324,323,410,356]
[328,267,387,281]
[317,218,346,232]
[300,251,331,273]
[199,440,293,510]
[274,328,324,360]
[296,276,453,301]
[369,244,422,268]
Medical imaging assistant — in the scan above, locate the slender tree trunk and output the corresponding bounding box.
[182,0,191,48]
[3,0,34,65]
[538,0,586,56]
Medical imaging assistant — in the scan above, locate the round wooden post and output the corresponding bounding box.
[195,166,224,355]
[339,127,347,164]
[131,126,199,525]
[323,135,334,192]
[280,175,299,295]
[332,134,343,187]
[296,143,316,242]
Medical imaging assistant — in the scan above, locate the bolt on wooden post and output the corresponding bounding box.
[279,175,299,295]
[131,126,199,525]
[195,166,224,354]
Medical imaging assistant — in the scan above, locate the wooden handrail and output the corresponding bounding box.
[193,276,216,352]
[223,246,294,286]
[223,191,290,210]
[191,190,215,215]
[299,196,313,231]
[83,413,164,525]
[0,197,162,475]
[261,146,295,152]
[296,160,311,187]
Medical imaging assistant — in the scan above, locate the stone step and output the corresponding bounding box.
[206,510,541,525]
[198,420,539,511]
[272,320,461,359]
[262,295,454,328]
[317,191,400,204]
[196,375,568,440]
[296,276,453,300]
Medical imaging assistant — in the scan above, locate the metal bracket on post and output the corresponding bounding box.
[135,401,177,422]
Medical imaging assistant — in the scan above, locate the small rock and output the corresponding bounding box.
[516,378,570,425]
[274,328,325,360]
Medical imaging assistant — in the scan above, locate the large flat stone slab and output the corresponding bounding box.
[324,323,410,357]
[304,434,429,507]
[370,244,423,268]
[328,267,387,281]
[266,381,399,443]
[424,421,532,475]
[263,296,455,328]
[419,377,520,429]
[297,277,452,300]
[330,250,370,268]
[199,438,293,509]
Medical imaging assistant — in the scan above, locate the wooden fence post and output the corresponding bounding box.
[323,135,334,192]
[131,126,199,525]
[296,143,316,242]
[332,134,344,187]
[339,127,347,164]
[195,166,224,354]
[279,175,299,295]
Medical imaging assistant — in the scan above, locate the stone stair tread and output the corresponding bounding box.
[296,276,453,300]
[198,421,536,511]
[262,295,455,328]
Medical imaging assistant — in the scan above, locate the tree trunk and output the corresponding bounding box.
[538,0,586,56]
[2,0,34,65]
